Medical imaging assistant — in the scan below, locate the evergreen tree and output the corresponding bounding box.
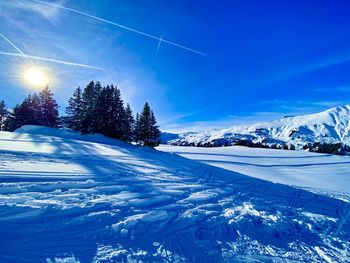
[138,102,151,145]
[95,84,113,135]
[66,87,84,131]
[138,102,161,147]
[91,81,103,133]
[123,103,135,142]
[22,95,36,125]
[149,110,161,146]
[3,104,21,131]
[12,95,39,126]
[81,81,99,133]
[39,86,59,127]
[2,80,162,145]
[31,93,42,122]
[3,101,31,131]
[134,113,140,143]
[3,92,47,131]
[110,86,126,139]
[0,100,9,131]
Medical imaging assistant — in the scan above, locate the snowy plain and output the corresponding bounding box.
[158,145,350,195]
[0,126,349,262]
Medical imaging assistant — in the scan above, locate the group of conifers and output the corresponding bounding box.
[0,81,161,147]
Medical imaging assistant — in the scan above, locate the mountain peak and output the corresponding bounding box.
[168,105,350,149]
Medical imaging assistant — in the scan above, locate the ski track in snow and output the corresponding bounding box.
[0,126,349,262]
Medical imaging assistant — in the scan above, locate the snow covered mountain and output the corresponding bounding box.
[168,105,350,149]
[1,125,349,262]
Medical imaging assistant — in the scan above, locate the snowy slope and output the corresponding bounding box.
[0,126,350,262]
[168,105,350,148]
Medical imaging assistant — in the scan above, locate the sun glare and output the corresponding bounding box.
[23,67,49,88]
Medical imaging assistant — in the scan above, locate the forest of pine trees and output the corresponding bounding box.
[2,86,59,131]
[1,81,161,147]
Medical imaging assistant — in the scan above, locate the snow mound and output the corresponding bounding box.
[0,126,349,262]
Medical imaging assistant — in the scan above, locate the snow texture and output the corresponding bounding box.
[0,125,349,262]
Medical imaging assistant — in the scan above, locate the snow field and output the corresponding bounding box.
[0,126,349,262]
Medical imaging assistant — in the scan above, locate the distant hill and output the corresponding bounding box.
[166,105,350,153]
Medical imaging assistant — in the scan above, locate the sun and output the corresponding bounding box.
[23,67,49,88]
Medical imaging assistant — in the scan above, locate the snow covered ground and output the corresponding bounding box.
[0,126,350,262]
[158,145,350,195]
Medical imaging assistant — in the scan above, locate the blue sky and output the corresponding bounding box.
[1,0,350,132]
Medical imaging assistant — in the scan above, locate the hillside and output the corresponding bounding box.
[168,105,350,150]
[0,126,349,262]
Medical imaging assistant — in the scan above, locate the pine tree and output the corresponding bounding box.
[3,104,21,131]
[91,81,103,133]
[0,100,9,131]
[3,92,47,131]
[81,81,99,133]
[66,87,84,131]
[138,102,161,147]
[12,95,39,126]
[94,85,108,135]
[134,113,140,143]
[123,103,135,142]
[149,110,161,146]
[31,93,42,122]
[39,86,59,127]
[22,95,36,125]
[138,103,150,145]
[110,86,126,139]
[3,101,31,131]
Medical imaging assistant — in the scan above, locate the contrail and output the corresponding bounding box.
[0,32,34,64]
[156,36,163,55]
[0,51,104,70]
[31,0,207,56]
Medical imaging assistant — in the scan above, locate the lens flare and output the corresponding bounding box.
[23,67,49,88]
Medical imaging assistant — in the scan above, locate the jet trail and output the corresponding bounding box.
[0,32,34,64]
[32,0,207,56]
[0,51,104,70]
[156,36,163,55]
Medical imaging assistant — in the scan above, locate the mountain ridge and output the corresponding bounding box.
[166,104,350,150]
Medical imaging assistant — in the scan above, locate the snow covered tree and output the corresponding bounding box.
[66,87,84,131]
[0,100,9,131]
[137,102,161,147]
[39,86,59,127]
